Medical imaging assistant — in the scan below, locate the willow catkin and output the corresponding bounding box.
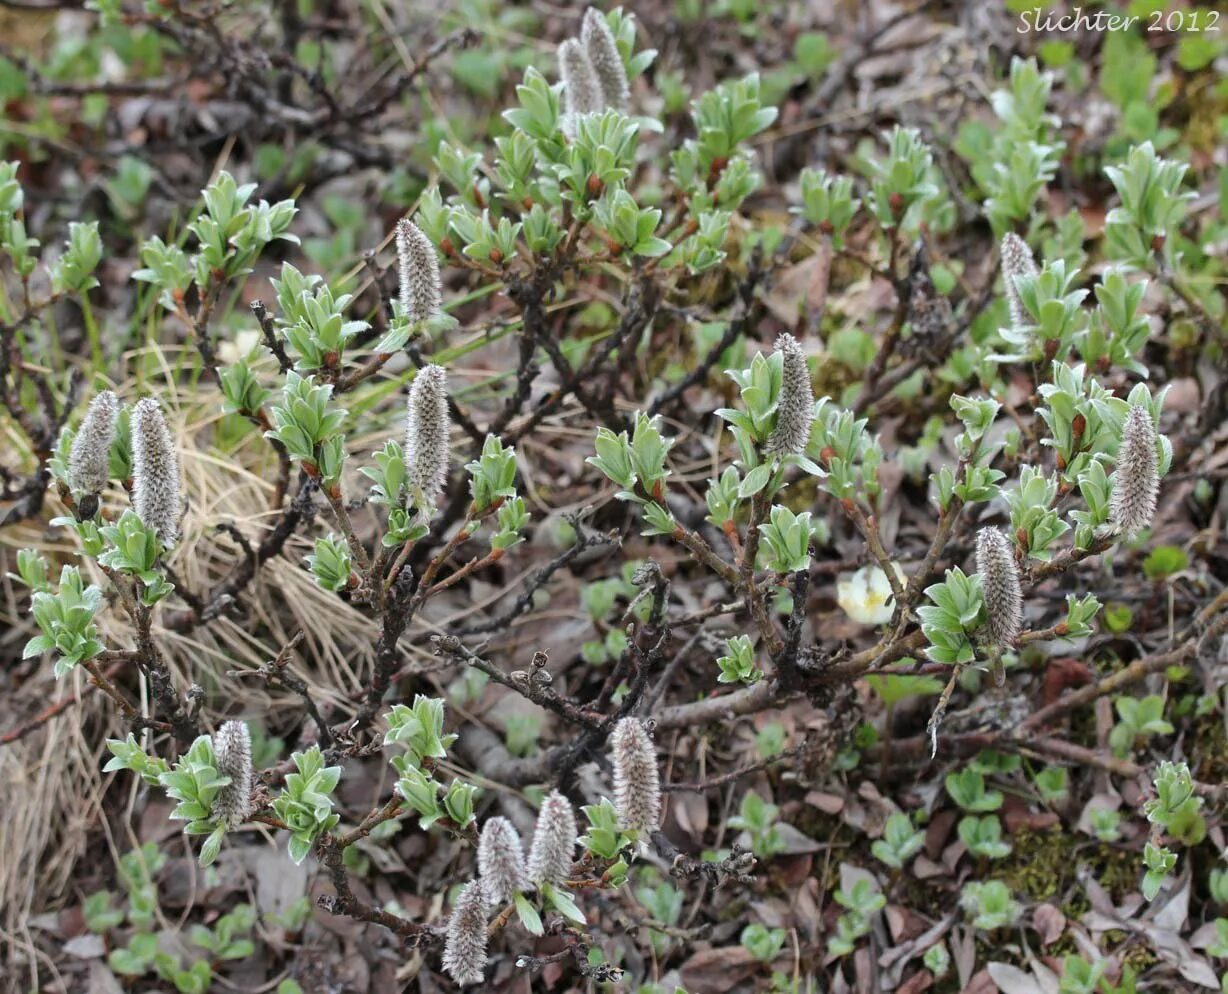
[1110,405,1159,538]
[610,717,661,836]
[975,528,1022,648]
[527,790,577,888]
[441,880,487,987]
[477,816,529,906]
[395,218,442,325]
[404,364,450,512]
[130,397,181,547]
[212,720,253,829]
[580,8,629,111]
[1000,232,1038,333]
[69,390,118,497]
[765,333,815,455]
[559,38,604,134]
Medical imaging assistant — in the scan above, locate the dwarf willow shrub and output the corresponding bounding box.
[0,9,1220,986]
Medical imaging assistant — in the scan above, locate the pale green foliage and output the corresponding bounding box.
[716,634,761,685]
[271,746,342,864]
[23,565,105,677]
[870,813,924,869]
[960,880,1020,930]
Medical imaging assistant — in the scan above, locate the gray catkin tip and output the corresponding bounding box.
[1000,233,1038,331]
[130,397,181,547]
[404,364,450,513]
[1110,405,1159,539]
[212,720,253,829]
[610,717,661,837]
[581,8,629,111]
[478,816,529,906]
[527,790,577,887]
[442,880,488,987]
[558,38,604,134]
[975,527,1022,649]
[395,218,442,325]
[70,390,119,496]
[765,333,815,455]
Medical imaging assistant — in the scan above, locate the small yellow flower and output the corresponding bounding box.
[837,564,904,626]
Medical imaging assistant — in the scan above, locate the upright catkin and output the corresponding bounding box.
[610,717,661,836]
[559,38,604,134]
[765,333,815,455]
[441,880,487,986]
[527,790,577,887]
[1000,232,1038,333]
[477,816,529,906]
[395,218,442,325]
[975,528,1022,649]
[69,390,118,496]
[212,720,253,829]
[404,364,450,512]
[130,397,181,546]
[1110,405,1159,538]
[581,8,630,111]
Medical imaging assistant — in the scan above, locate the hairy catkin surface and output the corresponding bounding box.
[527,790,577,887]
[477,816,529,905]
[69,390,118,497]
[766,333,815,455]
[1110,406,1159,538]
[130,397,181,547]
[1000,232,1038,332]
[442,880,488,986]
[976,527,1022,648]
[610,717,661,836]
[212,720,253,829]
[404,364,450,512]
[395,218,442,324]
[581,8,629,111]
[559,38,604,133]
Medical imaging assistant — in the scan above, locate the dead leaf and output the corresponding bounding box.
[962,967,1000,994]
[897,970,934,994]
[64,933,105,959]
[678,946,759,993]
[1031,904,1066,946]
[987,962,1045,994]
[87,962,124,994]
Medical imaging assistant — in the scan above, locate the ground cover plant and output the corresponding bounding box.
[1,1,1227,992]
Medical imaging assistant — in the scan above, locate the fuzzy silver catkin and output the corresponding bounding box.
[975,528,1022,648]
[404,364,450,512]
[610,717,661,836]
[580,8,629,111]
[212,720,253,829]
[527,790,577,887]
[1000,232,1038,332]
[130,397,181,547]
[559,38,604,135]
[70,390,118,496]
[442,880,488,987]
[478,816,529,906]
[395,218,442,325]
[1110,406,1159,538]
[766,333,815,455]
